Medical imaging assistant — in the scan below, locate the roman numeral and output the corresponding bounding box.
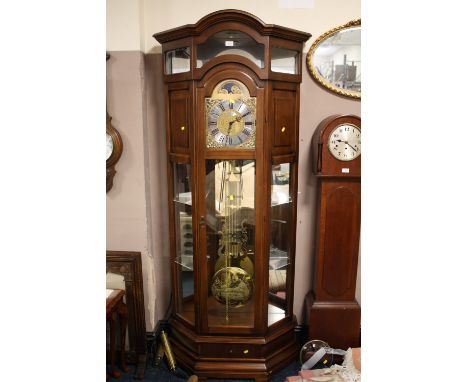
[219,102,225,111]
[211,128,220,136]
[245,121,252,125]
[241,128,251,136]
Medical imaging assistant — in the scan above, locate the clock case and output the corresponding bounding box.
[106,53,123,193]
[106,111,123,193]
[311,114,361,177]
[307,114,361,349]
[154,10,310,381]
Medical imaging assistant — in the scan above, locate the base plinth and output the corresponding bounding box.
[305,292,360,349]
[168,317,299,381]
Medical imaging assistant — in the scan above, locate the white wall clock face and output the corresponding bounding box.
[106,133,114,160]
[327,124,361,161]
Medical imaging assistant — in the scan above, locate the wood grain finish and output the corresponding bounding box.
[305,295,360,349]
[169,89,191,152]
[154,10,310,380]
[106,251,147,379]
[318,180,360,300]
[106,289,129,378]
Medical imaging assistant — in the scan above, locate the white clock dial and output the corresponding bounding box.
[106,133,114,160]
[327,124,361,161]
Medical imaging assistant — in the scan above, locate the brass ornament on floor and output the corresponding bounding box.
[160,330,176,371]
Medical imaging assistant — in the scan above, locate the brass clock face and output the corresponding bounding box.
[327,124,361,161]
[206,80,256,149]
[106,133,114,160]
[207,99,255,147]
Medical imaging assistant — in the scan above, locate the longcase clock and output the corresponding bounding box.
[306,114,361,349]
[154,10,310,381]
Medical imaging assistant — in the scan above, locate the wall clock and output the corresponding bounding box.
[306,114,361,349]
[154,9,310,381]
[106,111,123,193]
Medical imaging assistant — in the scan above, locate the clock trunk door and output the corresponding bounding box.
[196,77,265,334]
[201,159,257,333]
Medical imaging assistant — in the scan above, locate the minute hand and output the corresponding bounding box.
[346,143,358,152]
[337,139,358,152]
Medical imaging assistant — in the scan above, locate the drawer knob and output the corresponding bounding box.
[180,126,186,131]
[281,126,286,133]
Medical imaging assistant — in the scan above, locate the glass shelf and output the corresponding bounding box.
[271,189,292,206]
[269,247,289,270]
[175,255,194,271]
[173,192,192,206]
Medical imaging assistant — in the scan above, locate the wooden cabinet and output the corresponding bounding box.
[154,10,310,381]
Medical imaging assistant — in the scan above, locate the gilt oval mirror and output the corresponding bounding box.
[307,19,361,99]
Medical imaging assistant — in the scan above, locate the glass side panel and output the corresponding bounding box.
[165,47,191,74]
[205,160,256,328]
[197,30,264,68]
[269,163,292,326]
[271,46,298,74]
[173,163,194,324]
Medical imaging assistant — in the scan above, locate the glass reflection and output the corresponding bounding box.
[197,30,264,68]
[269,163,292,326]
[205,160,256,328]
[312,27,360,93]
[173,163,194,324]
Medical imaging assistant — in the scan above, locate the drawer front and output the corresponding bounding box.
[200,343,261,359]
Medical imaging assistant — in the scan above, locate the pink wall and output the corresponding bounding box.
[106,51,360,329]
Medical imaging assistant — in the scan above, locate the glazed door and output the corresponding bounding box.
[195,76,265,335]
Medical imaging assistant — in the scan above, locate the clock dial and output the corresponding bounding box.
[207,99,255,148]
[327,124,361,161]
[106,133,114,160]
[205,79,256,149]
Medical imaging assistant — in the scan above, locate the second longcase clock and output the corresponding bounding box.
[154,10,310,381]
[306,114,361,349]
